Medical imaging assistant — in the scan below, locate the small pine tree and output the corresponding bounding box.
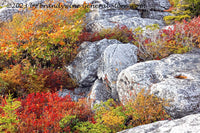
[164,0,191,24]
[0,94,21,132]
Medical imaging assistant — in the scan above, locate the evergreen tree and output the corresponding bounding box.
[164,0,200,24]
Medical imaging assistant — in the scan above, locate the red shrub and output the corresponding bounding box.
[134,17,200,61]
[159,16,200,48]
[36,67,77,92]
[71,98,94,122]
[16,92,75,132]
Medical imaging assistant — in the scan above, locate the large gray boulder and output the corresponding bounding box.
[88,79,112,106]
[98,43,138,99]
[66,39,138,101]
[119,113,200,133]
[66,39,122,87]
[117,52,200,118]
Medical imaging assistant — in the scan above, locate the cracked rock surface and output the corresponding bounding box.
[117,52,200,118]
[97,43,138,99]
[66,39,122,87]
[66,39,138,102]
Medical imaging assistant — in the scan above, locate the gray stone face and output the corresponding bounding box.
[0,0,28,6]
[119,113,200,133]
[132,0,171,11]
[66,39,138,101]
[66,39,122,87]
[86,9,140,21]
[27,0,46,5]
[108,16,165,29]
[86,16,165,32]
[88,79,112,106]
[85,19,115,32]
[117,52,200,118]
[0,7,23,22]
[59,87,90,101]
[142,11,171,20]
[98,43,138,99]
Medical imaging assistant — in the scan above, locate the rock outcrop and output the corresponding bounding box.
[66,39,138,103]
[59,87,90,101]
[83,0,171,32]
[119,113,200,133]
[0,0,28,6]
[86,15,165,32]
[134,0,171,11]
[97,43,137,99]
[66,39,122,87]
[0,0,171,33]
[0,0,71,23]
[117,52,200,118]
[88,79,111,105]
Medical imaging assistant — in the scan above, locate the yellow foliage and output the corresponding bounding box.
[93,89,170,132]
[0,65,22,92]
[102,111,125,127]
[125,89,170,126]
[0,61,47,96]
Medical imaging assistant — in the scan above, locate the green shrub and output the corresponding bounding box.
[74,121,111,133]
[0,94,21,132]
[93,99,127,132]
[59,115,77,129]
